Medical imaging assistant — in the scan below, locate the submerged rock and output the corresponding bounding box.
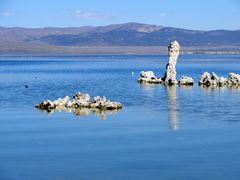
[199,72,240,87]
[137,71,162,84]
[162,41,180,85]
[178,76,194,85]
[35,92,122,111]
[36,100,55,110]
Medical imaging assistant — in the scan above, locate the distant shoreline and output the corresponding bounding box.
[0,45,240,56]
[0,52,239,60]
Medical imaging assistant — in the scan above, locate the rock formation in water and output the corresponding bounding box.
[226,73,240,86]
[162,41,180,85]
[138,41,194,86]
[137,71,162,84]
[199,72,220,86]
[199,72,240,87]
[178,76,194,85]
[36,92,122,111]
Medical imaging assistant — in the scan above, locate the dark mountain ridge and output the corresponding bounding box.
[0,23,239,54]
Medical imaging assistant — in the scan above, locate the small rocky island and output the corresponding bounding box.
[199,72,240,87]
[138,41,194,86]
[36,92,123,112]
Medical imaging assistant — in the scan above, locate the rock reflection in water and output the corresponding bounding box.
[38,106,121,120]
[139,83,156,97]
[140,83,180,130]
[166,86,179,130]
[200,85,240,93]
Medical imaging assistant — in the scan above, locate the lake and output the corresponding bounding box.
[0,54,240,180]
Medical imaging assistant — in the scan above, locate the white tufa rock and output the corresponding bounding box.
[138,71,162,84]
[178,76,194,85]
[199,72,240,87]
[36,92,122,111]
[137,41,194,86]
[226,73,240,85]
[162,41,180,85]
[90,96,122,110]
[199,72,219,86]
[53,96,70,107]
[73,92,90,102]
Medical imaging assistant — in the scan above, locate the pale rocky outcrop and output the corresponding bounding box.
[226,73,240,86]
[178,76,194,85]
[162,41,180,85]
[199,72,240,87]
[137,41,194,86]
[36,92,122,112]
[137,71,162,84]
[199,72,220,86]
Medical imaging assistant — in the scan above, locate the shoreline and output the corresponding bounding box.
[0,52,240,59]
[0,52,240,58]
[0,45,239,56]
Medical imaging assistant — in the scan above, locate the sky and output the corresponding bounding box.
[0,0,239,30]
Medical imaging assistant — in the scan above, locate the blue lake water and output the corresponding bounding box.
[0,54,240,180]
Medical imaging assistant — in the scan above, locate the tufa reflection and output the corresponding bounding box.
[166,85,179,130]
[139,83,156,97]
[37,106,121,120]
[200,85,240,93]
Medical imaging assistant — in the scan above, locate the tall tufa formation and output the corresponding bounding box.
[138,40,194,86]
[162,41,180,85]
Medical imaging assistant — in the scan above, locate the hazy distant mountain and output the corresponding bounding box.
[0,22,239,54]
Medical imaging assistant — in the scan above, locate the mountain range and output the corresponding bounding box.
[0,23,239,54]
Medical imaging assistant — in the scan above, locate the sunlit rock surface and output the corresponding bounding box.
[226,73,240,86]
[199,72,240,87]
[36,92,122,112]
[137,71,162,84]
[162,41,180,85]
[138,41,194,86]
[199,72,220,86]
[178,76,194,85]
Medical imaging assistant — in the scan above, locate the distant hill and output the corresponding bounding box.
[0,23,239,54]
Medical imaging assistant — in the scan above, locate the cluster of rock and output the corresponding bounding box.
[138,41,194,86]
[138,71,194,86]
[199,72,240,87]
[35,92,123,111]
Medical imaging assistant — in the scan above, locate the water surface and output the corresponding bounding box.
[0,54,240,180]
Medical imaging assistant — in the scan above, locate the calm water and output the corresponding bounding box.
[0,54,240,180]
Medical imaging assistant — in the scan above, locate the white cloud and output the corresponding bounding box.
[73,10,104,19]
[160,12,166,17]
[1,11,11,17]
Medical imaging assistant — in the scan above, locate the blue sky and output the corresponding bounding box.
[0,0,239,30]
